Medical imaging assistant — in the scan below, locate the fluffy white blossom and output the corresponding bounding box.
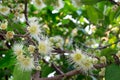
[0,5,10,15]
[70,49,85,64]
[70,49,96,72]
[38,38,53,55]
[13,43,24,56]
[17,55,34,71]
[27,21,41,41]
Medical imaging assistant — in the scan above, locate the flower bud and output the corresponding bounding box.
[6,31,14,39]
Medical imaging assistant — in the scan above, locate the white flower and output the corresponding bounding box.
[80,57,93,71]
[70,49,84,64]
[38,38,53,55]
[69,49,94,72]
[33,0,46,10]
[17,56,34,71]
[27,22,41,41]
[0,5,10,15]
[13,43,24,56]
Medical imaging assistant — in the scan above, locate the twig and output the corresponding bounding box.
[80,39,120,50]
[24,0,29,26]
[38,69,81,80]
[42,59,64,75]
[34,63,105,80]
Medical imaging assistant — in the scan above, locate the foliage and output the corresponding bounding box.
[0,0,120,80]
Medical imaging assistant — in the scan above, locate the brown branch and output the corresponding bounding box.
[34,63,105,80]
[80,39,120,50]
[52,48,72,54]
[42,59,64,75]
[32,70,40,80]
[38,69,81,80]
[96,39,120,49]
[24,0,29,26]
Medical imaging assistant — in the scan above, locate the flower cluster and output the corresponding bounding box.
[69,49,98,72]
[50,36,64,49]
[13,43,35,71]
[0,20,14,40]
[38,38,53,55]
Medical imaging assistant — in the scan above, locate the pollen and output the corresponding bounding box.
[27,25,38,35]
[72,53,82,61]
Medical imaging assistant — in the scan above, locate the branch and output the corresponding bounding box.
[24,0,29,25]
[34,63,105,80]
[80,39,120,50]
[96,39,120,49]
[38,69,81,80]
[42,59,64,75]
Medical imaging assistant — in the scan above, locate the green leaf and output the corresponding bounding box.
[13,65,31,80]
[62,19,70,25]
[41,64,54,77]
[0,49,16,68]
[101,48,117,60]
[86,6,98,24]
[105,64,120,80]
